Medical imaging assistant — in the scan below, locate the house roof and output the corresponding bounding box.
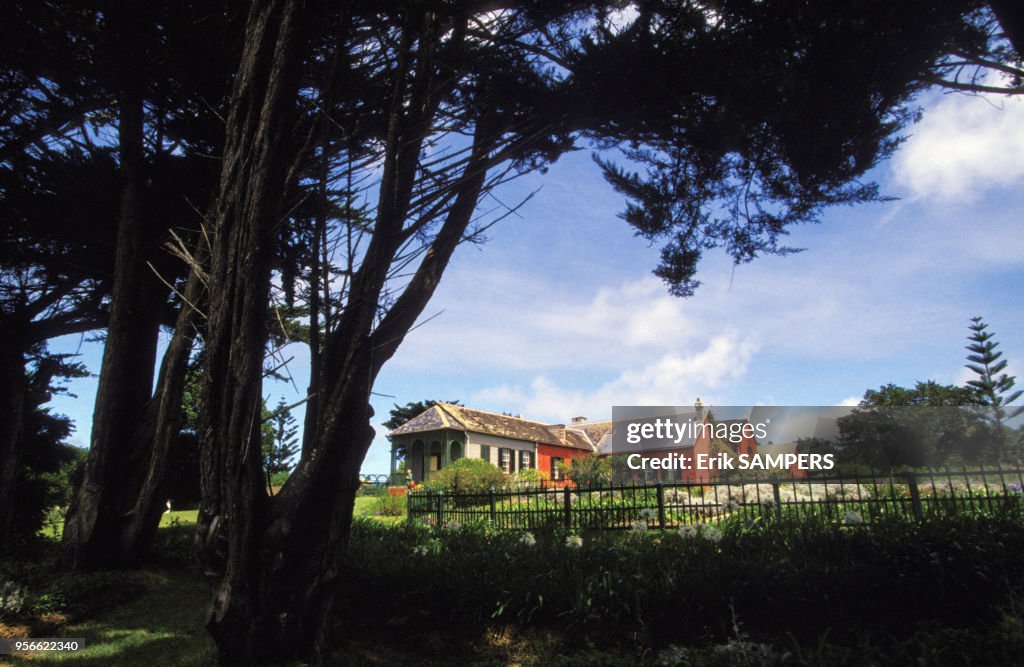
[568,419,613,448]
[389,403,595,452]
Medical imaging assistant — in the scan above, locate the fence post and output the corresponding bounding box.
[563,485,571,530]
[656,483,666,529]
[489,486,497,525]
[437,490,444,528]
[772,483,783,522]
[906,471,923,521]
[406,487,413,524]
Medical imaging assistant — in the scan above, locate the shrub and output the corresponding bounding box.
[436,458,506,494]
[336,511,1024,655]
[512,468,549,488]
[371,494,406,517]
[561,456,611,487]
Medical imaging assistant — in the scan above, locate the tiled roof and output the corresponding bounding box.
[389,403,596,451]
[567,420,613,448]
[388,405,455,435]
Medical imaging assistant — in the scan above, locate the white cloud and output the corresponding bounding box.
[392,273,708,373]
[472,332,759,423]
[892,91,1024,202]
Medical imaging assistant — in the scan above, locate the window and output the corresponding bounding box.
[429,454,441,472]
[499,448,512,474]
[520,450,533,470]
[551,457,564,481]
[480,445,491,463]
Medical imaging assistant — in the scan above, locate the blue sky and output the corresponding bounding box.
[50,86,1024,475]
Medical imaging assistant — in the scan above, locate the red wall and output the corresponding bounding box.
[537,443,588,486]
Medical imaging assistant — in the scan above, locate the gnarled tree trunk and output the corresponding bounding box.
[193,0,308,661]
[0,315,27,542]
[60,47,165,568]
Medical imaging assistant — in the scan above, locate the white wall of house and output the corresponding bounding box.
[467,433,536,471]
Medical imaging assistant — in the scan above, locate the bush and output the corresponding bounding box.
[561,456,611,487]
[512,468,549,488]
[371,494,406,517]
[336,511,1024,655]
[436,458,506,494]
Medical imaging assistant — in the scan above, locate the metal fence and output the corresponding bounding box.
[407,468,1024,530]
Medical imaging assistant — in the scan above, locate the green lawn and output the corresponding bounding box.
[9,568,215,666]
[352,493,406,524]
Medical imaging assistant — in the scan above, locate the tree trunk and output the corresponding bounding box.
[116,240,208,563]
[60,43,164,568]
[0,316,27,542]
[301,150,327,456]
[194,0,307,661]
[192,6,503,660]
[990,0,1024,61]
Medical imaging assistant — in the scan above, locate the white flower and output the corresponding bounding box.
[445,520,461,531]
[639,508,657,522]
[630,519,648,534]
[520,532,537,547]
[411,544,428,556]
[723,499,741,512]
[678,525,699,539]
[843,511,864,525]
[702,526,723,543]
[565,534,583,549]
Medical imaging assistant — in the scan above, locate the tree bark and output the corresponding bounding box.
[116,240,208,563]
[990,0,1024,61]
[60,33,164,568]
[0,315,27,542]
[193,0,307,661]
[193,6,507,660]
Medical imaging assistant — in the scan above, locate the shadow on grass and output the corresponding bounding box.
[11,567,215,666]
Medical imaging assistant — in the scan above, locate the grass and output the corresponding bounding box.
[8,568,215,666]
[37,510,200,542]
[7,511,211,666]
[353,493,406,525]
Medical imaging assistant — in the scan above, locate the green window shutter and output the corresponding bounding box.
[481,445,491,463]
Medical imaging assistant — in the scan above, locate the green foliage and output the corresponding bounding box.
[562,455,612,488]
[512,467,549,487]
[838,381,988,468]
[262,398,299,491]
[339,512,1024,656]
[8,346,88,546]
[965,316,1024,462]
[435,457,506,494]
[371,494,406,517]
[863,381,980,407]
[585,2,985,297]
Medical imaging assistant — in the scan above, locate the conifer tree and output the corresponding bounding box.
[965,316,1024,462]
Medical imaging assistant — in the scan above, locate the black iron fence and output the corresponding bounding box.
[407,468,1024,530]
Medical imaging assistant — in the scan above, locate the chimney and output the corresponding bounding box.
[554,424,566,441]
[572,416,587,424]
[695,397,704,413]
